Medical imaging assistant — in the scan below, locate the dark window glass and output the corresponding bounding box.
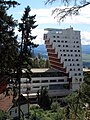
[58,79,64,82]
[41,80,48,83]
[57,36,59,38]
[65,59,67,61]
[53,36,55,38]
[50,80,56,82]
[66,45,68,47]
[53,40,56,42]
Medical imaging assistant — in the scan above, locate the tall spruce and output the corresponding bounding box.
[17,6,38,119]
[0,1,19,79]
[19,6,38,70]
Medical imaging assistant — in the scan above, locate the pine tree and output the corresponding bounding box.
[19,6,38,69]
[0,1,19,79]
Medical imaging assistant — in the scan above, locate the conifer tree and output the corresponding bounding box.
[0,0,19,79]
[19,6,38,69]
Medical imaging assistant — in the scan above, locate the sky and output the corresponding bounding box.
[8,0,90,45]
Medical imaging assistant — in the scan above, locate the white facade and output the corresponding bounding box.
[21,68,71,101]
[44,27,83,91]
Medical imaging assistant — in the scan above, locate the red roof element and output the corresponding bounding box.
[0,81,7,94]
[0,76,10,94]
[0,94,13,111]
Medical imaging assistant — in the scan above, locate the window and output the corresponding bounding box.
[74,50,77,52]
[71,54,73,56]
[50,80,56,82]
[70,50,73,52]
[68,54,70,56]
[76,41,79,43]
[58,79,64,82]
[58,45,60,47]
[61,40,64,43]
[78,68,80,71]
[78,73,81,75]
[73,45,75,47]
[42,86,48,89]
[41,80,48,83]
[63,45,65,47]
[70,68,72,71]
[64,54,66,56]
[75,54,78,56]
[53,40,56,42]
[75,73,77,76]
[33,86,40,88]
[79,78,82,82]
[53,36,55,38]
[58,40,60,42]
[66,45,68,47]
[66,50,69,52]
[77,64,80,66]
[60,50,62,52]
[49,84,63,90]
[57,36,59,38]
[78,50,80,52]
[72,59,74,61]
[65,59,67,61]
[65,41,67,43]
[44,34,47,39]
[76,59,79,61]
[32,80,40,83]
[68,59,71,61]
[63,49,65,52]
[77,46,79,48]
[70,64,72,66]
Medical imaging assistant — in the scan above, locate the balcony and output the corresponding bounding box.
[51,64,66,73]
[48,53,58,58]
[50,60,63,68]
[49,56,60,62]
[46,44,52,49]
[47,48,55,53]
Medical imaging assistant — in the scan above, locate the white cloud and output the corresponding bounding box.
[81,31,90,45]
[17,5,90,25]
[32,29,44,45]
[15,5,90,45]
[29,5,90,25]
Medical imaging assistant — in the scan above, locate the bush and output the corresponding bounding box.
[51,102,60,112]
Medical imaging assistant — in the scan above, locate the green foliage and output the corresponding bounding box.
[37,88,52,110]
[81,72,90,106]
[51,102,60,112]
[18,6,38,70]
[0,1,19,77]
[0,110,9,120]
[32,53,50,68]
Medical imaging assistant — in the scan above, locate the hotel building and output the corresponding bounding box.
[43,27,83,91]
[20,27,83,102]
